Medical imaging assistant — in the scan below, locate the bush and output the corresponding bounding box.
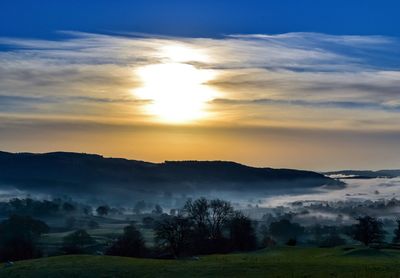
[269,219,304,243]
[286,238,297,246]
[62,229,94,254]
[261,235,277,248]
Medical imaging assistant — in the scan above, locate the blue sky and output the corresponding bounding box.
[1,0,400,38]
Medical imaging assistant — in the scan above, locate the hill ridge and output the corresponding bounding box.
[0,151,342,200]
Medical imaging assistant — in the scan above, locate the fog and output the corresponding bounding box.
[262,177,400,207]
[2,177,400,225]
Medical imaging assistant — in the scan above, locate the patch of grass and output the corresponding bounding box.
[342,247,397,257]
[1,246,400,277]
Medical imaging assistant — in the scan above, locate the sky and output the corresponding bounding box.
[1,1,400,170]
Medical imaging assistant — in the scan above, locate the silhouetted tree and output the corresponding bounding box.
[0,215,49,261]
[106,225,147,257]
[184,197,210,250]
[183,198,234,253]
[62,229,94,254]
[5,198,60,217]
[393,218,400,243]
[155,216,193,258]
[269,219,304,243]
[229,212,257,251]
[96,205,110,216]
[351,216,385,246]
[209,199,234,240]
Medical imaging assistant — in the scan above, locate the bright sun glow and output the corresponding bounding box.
[133,45,217,123]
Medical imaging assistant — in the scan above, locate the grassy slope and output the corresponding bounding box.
[1,247,400,278]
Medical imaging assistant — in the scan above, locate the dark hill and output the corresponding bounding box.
[0,151,341,198]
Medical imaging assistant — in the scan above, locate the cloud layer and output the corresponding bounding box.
[1,32,400,169]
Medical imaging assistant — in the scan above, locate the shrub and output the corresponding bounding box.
[62,229,94,254]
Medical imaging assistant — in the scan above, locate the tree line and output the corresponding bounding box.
[0,197,400,262]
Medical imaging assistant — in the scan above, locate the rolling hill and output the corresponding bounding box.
[0,151,341,200]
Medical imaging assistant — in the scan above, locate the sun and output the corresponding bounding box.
[133,45,217,124]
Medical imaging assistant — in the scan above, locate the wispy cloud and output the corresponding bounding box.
[1,32,400,168]
[0,32,399,129]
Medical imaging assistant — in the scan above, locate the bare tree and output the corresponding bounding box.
[154,216,193,258]
[184,198,234,241]
[209,199,234,240]
[184,198,209,233]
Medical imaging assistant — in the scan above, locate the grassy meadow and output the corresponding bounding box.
[1,246,400,278]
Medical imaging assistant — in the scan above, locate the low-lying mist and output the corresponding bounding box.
[2,177,400,228]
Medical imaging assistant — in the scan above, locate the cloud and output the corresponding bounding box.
[0,31,399,131]
[212,97,400,111]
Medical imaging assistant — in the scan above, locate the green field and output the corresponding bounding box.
[36,214,157,255]
[1,246,400,277]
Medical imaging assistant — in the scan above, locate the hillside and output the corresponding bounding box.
[1,247,400,278]
[0,151,340,199]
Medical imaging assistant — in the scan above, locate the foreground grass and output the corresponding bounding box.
[1,246,400,277]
